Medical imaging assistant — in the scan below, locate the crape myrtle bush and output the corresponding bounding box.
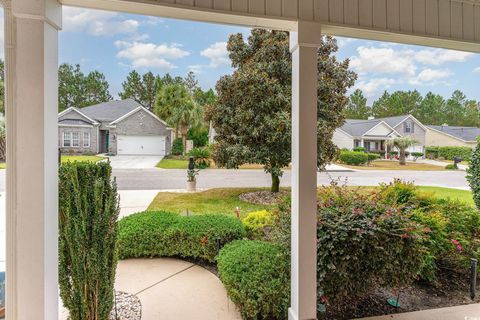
[338,150,369,166]
[217,240,290,320]
[426,146,472,161]
[270,182,426,304]
[59,161,120,320]
[118,211,246,262]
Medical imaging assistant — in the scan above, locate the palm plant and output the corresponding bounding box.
[155,83,202,154]
[386,136,419,165]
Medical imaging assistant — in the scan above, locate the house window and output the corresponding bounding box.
[72,132,80,147]
[404,121,414,133]
[63,132,72,147]
[83,132,90,148]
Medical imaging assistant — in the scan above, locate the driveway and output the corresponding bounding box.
[107,155,163,169]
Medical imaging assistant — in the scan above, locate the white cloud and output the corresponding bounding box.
[414,49,474,66]
[474,67,480,74]
[408,68,452,85]
[116,41,190,70]
[188,65,203,74]
[63,7,139,36]
[350,46,417,77]
[355,78,396,97]
[201,42,230,68]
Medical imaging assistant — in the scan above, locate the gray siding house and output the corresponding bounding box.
[58,99,172,155]
[333,115,427,158]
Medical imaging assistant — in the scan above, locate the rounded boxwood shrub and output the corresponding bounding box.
[118,211,246,262]
[338,151,369,166]
[217,240,289,320]
[367,152,381,161]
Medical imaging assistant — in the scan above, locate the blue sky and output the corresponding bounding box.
[3,6,480,103]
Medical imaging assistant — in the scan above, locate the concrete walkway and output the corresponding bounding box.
[107,155,164,169]
[115,258,240,320]
[418,158,469,170]
[362,303,480,320]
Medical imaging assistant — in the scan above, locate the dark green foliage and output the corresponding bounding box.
[353,147,366,152]
[59,161,120,320]
[188,146,211,169]
[118,211,246,262]
[445,163,458,170]
[426,146,472,161]
[206,29,356,192]
[344,89,370,119]
[172,138,184,156]
[367,152,381,161]
[411,152,424,161]
[467,140,480,210]
[217,240,290,320]
[338,150,369,165]
[187,126,209,147]
[271,184,425,305]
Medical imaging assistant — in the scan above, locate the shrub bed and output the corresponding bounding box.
[426,146,472,161]
[118,211,246,262]
[242,210,273,239]
[217,240,290,320]
[338,151,369,166]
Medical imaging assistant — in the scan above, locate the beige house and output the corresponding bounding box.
[426,125,480,147]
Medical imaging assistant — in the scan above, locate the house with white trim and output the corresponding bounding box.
[58,99,173,155]
[333,115,427,157]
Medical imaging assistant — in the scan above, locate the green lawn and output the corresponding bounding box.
[417,186,473,206]
[147,186,474,217]
[157,158,189,169]
[61,155,107,163]
[0,163,5,169]
[148,188,273,217]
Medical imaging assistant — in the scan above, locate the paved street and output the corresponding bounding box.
[111,168,470,190]
[0,168,470,192]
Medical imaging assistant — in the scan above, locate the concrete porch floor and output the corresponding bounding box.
[60,258,241,320]
[362,303,480,320]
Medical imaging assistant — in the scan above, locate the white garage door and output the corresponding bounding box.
[117,135,166,155]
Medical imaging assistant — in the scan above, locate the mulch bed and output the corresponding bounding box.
[239,190,289,205]
[319,271,480,319]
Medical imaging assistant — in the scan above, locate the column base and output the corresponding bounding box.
[288,307,317,320]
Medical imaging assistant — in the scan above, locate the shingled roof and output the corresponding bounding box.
[80,98,141,123]
[427,125,480,142]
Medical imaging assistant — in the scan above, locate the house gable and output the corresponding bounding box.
[58,107,98,126]
[110,107,171,136]
[363,121,399,137]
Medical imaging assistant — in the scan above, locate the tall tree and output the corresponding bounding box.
[414,92,445,125]
[344,89,369,119]
[155,82,201,151]
[58,63,86,111]
[84,71,113,106]
[120,70,163,111]
[184,71,199,94]
[119,70,144,106]
[206,29,356,192]
[371,90,422,118]
[58,63,112,111]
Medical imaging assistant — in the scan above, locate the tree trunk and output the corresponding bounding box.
[271,173,280,193]
[181,125,188,155]
[399,149,406,165]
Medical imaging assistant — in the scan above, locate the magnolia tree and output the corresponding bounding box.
[205,29,356,192]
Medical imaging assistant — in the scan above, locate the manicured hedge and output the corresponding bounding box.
[338,151,369,166]
[426,146,472,161]
[118,211,246,262]
[217,240,290,320]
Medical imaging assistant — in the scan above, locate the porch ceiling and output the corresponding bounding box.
[61,0,480,52]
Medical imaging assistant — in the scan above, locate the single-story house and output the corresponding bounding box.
[333,115,427,157]
[58,99,172,155]
[426,125,480,148]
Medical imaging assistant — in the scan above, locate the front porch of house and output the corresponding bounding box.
[3,0,480,319]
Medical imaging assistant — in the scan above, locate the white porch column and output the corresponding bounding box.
[4,0,61,319]
[289,22,321,320]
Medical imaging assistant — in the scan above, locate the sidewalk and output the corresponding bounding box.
[362,303,480,320]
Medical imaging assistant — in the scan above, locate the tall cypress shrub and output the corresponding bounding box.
[467,138,480,210]
[59,161,120,320]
